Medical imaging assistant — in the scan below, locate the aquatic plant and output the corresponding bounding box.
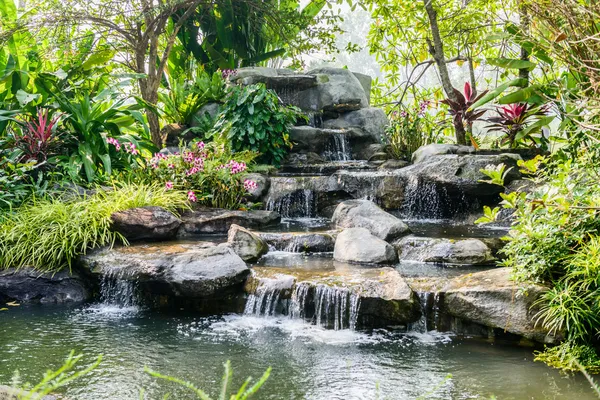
[145,361,271,400]
[0,183,189,273]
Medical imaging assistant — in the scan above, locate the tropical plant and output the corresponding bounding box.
[384,101,446,160]
[145,360,271,400]
[140,141,258,209]
[54,94,153,182]
[0,183,189,273]
[3,109,62,164]
[485,103,554,148]
[210,83,304,165]
[476,155,600,372]
[440,82,488,146]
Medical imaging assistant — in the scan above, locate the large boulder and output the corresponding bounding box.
[352,72,372,104]
[227,224,268,262]
[179,208,280,236]
[0,268,91,304]
[332,199,410,241]
[334,228,398,264]
[394,236,495,265]
[257,231,336,253]
[298,67,369,112]
[411,144,475,164]
[111,206,181,241]
[323,108,388,143]
[246,266,420,327]
[441,268,558,343]
[80,242,249,299]
[190,102,221,129]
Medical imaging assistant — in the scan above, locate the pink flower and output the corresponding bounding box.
[186,167,200,176]
[168,163,175,169]
[196,141,205,150]
[244,179,258,192]
[107,137,121,151]
[165,181,173,190]
[187,191,197,202]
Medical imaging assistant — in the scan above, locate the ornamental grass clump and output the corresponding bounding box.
[0,183,188,273]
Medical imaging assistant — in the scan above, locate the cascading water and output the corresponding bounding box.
[323,133,352,162]
[266,189,317,218]
[313,285,360,330]
[96,269,140,309]
[244,276,294,317]
[408,291,442,333]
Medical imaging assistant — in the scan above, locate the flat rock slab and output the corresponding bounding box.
[179,208,280,236]
[80,242,249,298]
[407,268,558,343]
[111,206,181,241]
[394,236,495,265]
[227,224,268,262]
[257,231,337,253]
[0,268,90,304]
[246,266,420,327]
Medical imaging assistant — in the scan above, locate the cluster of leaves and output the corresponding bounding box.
[383,100,446,160]
[485,103,553,149]
[210,83,304,165]
[136,140,258,209]
[0,183,188,273]
[440,83,488,139]
[477,155,600,372]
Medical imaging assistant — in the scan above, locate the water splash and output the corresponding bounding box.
[99,272,139,308]
[244,276,294,317]
[313,285,360,330]
[408,291,442,334]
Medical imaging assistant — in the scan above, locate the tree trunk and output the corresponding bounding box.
[423,0,466,145]
[518,1,530,85]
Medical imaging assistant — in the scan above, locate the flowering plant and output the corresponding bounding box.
[141,141,258,209]
[384,100,445,160]
[485,103,554,149]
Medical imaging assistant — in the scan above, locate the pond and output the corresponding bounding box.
[0,304,596,400]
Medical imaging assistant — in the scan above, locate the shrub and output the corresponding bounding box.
[140,141,258,209]
[485,103,554,149]
[211,83,304,165]
[0,183,189,273]
[478,155,600,372]
[384,101,444,160]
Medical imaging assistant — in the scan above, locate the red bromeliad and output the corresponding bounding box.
[15,109,61,163]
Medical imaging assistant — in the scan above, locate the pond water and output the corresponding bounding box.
[0,305,596,400]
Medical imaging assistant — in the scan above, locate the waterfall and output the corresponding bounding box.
[266,189,317,218]
[323,133,352,161]
[244,275,295,317]
[306,112,324,128]
[401,175,472,219]
[98,273,139,308]
[409,291,441,333]
[245,280,361,331]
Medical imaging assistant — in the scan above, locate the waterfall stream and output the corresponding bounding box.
[266,189,317,218]
[244,278,361,331]
[323,133,352,161]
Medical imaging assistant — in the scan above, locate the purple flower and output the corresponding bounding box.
[165,181,173,190]
[107,137,121,151]
[187,191,197,202]
[196,141,205,150]
[244,179,258,192]
[168,163,175,169]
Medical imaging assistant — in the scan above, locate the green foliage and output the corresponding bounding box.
[11,351,101,400]
[0,183,189,273]
[158,67,226,126]
[145,360,271,400]
[211,84,304,165]
[138,141,258,209]
[478,163,512,186]
[497,155,600,372]
[384,101,446,160]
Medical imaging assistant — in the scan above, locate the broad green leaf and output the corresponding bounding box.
[469,78,527,109]
[15,89,40,107]
[498,85,541,104]
[487,58,537,71]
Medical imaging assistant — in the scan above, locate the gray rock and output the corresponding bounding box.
[323,108,388,142]
[257,231,336,253]
[111,206,181,242]
[80,242,249,298]
[246,266,420,327]
[352,72,372,104]
[0,268,91,304]
[179,208,280,236]
[227,224,268,262]
[332,200,410,241]
[191,102,220,128]
[300,67,369,112]
[243,173,270,202]
[379,159,409,170]
[412,144,475,164]
[334,228,398,264]
[442,268,558,343]
[285,152,325,165]
[394,236,495,265]
[289,126,379,160]
[368,152,389,162]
